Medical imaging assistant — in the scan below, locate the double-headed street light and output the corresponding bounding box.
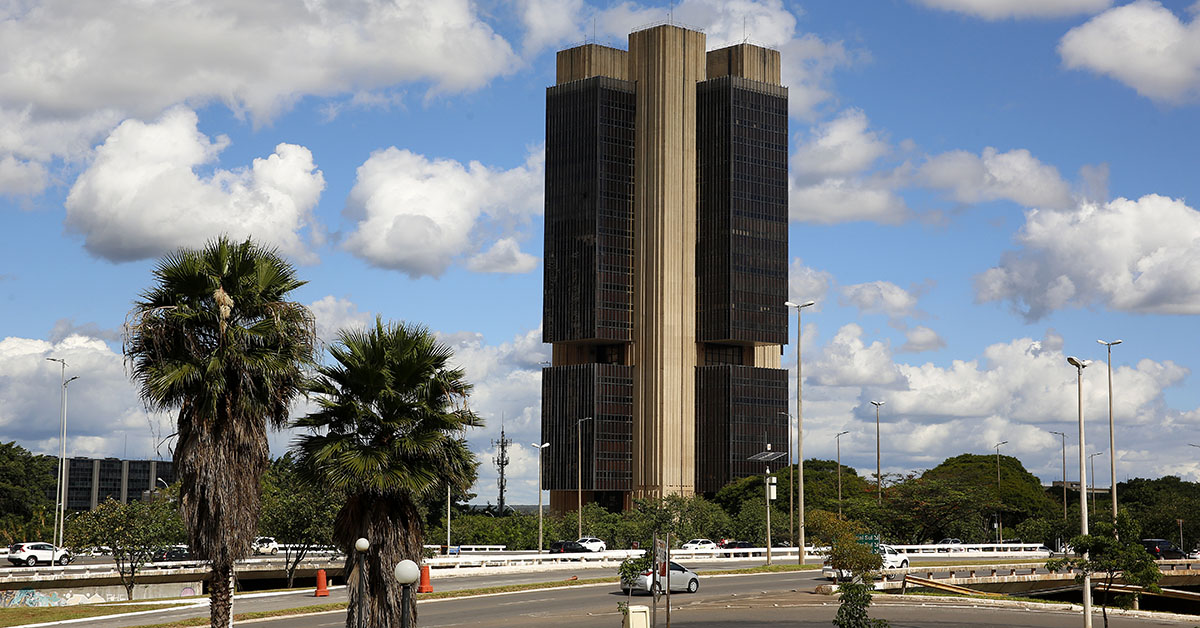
[1097,339,1121,523]
[835,431,849,517]
[994,441,1007,542]
[784,299,815,563]
[1089,450,1104,515]
[46,357,78,550]
[531,442,550,553]
[870,400,885,505]
[1067,355,1093,628]
[576,416,593,540]
[1049,431,1067,521]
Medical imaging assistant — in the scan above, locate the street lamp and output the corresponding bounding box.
[748,443,786,566]
[835,431,849,518]
[393,559,419,628]
[784,299,815,563]
[1067,355,1092,628]
[531,442,550,553]
[1097,339,1121,524]
[870,400,885,505]
[994,441,1008,542]
[778,411,793,546]
[1089,451,1103,516]
[1050,431,1067,521]
[46,357,78,550]
[576,416,593,540]
[354,537,369,628]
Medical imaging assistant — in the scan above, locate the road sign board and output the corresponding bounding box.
[856,533,880,553]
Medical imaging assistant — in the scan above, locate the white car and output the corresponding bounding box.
[620,561,700,594]
[577,537,607,552]
[7,542,71,566]
[252,537,279,555]
[680,539,717,551]
[822,544,909,580]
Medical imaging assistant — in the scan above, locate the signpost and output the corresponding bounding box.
[856,533,881,554]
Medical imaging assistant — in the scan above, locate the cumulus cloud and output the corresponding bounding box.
[900,326,945,353]
[790,177,910,224]
[789,259,833,306]
[913,0,1112,20]
[1060,1,1200,103]
[0,334,173,460]
[343,146,543,278]
[792,109,890,183]
[64,108,323,263]
[917,147,1072,209]
[976,194,1200,319]
[308,296,372,347]
[0,155,47,197]
[517,0,586,55]
[811,324,906,388]
[841,281,920,318]
[0,0,518,194]
[466,238,539,274]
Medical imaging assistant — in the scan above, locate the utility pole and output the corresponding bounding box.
[492,421,512,513]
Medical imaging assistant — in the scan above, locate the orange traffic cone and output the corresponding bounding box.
[314,569,329,597]
[417,564,434,593]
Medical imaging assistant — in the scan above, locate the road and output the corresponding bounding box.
[77,567,1196,628]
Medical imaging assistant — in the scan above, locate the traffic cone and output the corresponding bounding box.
[417,564,434,593]
[314,569,329,597]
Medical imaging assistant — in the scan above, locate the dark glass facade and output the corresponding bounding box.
[695,365,788,494]
[540,364,633,492]
[696,76,789,346]
[543,76,636,344]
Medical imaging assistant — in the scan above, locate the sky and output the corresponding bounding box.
[2,0,1199,508]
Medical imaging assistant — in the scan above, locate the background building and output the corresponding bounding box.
[46,457,176,511]
[542,23,789,512]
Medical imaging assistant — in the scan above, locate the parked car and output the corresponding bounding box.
[7,542,70,566]
[936,538,962,552]
[620,561,700,594]
[1141,539,1187,560]
[680,539,717,552]
[577,537,607,552]
[822,544,909,580]
[548,540,590,554]
[252,537,279,555]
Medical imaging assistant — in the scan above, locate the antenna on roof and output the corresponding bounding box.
[743,16,748,43]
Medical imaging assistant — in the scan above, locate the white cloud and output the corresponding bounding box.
[0,0,518,194]
[976,194,1200,319]
[913,0,1112,20]
[792,109,890,183]
[308,296,372,347]
[917,147,1072,209]
[64,107,324,263]
[789,259,833,306]
[790,177,910,224]
[343,146,543,278]
[1060,1,1200,103]
[900,326,945,353]
[466,238,538,274]
[0,155,47,197]
[811,324,906,388]
[840,281,920,318]
[517,0,586,55]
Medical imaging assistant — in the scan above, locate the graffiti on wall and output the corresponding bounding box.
[0,588,107,607]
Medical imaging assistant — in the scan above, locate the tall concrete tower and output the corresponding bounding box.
[542,24,789,513]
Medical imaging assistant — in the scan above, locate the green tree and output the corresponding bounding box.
[124,236,316,627]
[66,496,184,600]
[1117,476,1200,551]
[922,454,1058,534]
[294,318,480,628]
[883,472,997,543]
[1048,510,1161,628]
[0,443,56,525]
[260,454,340,588]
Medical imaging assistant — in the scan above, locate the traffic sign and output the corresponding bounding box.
[856,533,881,553]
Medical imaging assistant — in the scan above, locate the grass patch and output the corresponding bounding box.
[0,603,191,627]
[700,563,820,575]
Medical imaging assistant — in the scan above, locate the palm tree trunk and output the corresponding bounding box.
[338,494,423,628]
[210,563,234,628]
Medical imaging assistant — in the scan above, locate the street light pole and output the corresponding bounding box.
[994,440,1008,542]
[784,300,814,563]
[778,411,792,546]
[1050,431,1067,521]
[46,357,77,550]
[1097,339,1121,524]
[354,537,369,628]
[1067,355,1092,628]
[835,431,849,518]
[870,400,885,505]
[532,442,550,553]
[576,416,592,540]
[1089,451,1103,516]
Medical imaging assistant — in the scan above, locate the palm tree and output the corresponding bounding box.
[124,237,315,627]
[294,318,479,628]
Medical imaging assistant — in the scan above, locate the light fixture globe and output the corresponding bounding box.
[394,559,420,584]
[355,538,370,552]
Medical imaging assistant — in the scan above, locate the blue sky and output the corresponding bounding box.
[2,0,1199,507]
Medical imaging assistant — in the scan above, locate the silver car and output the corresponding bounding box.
[621,561,700,594]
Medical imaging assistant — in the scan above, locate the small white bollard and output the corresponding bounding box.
[624,605,650,628]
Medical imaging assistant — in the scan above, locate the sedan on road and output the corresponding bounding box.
[620,561,700,594]
[548,540,591,554]
[576,537,607,552]
[8,542,70,566]
[822,544,909,580]
[680,539,717,551]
